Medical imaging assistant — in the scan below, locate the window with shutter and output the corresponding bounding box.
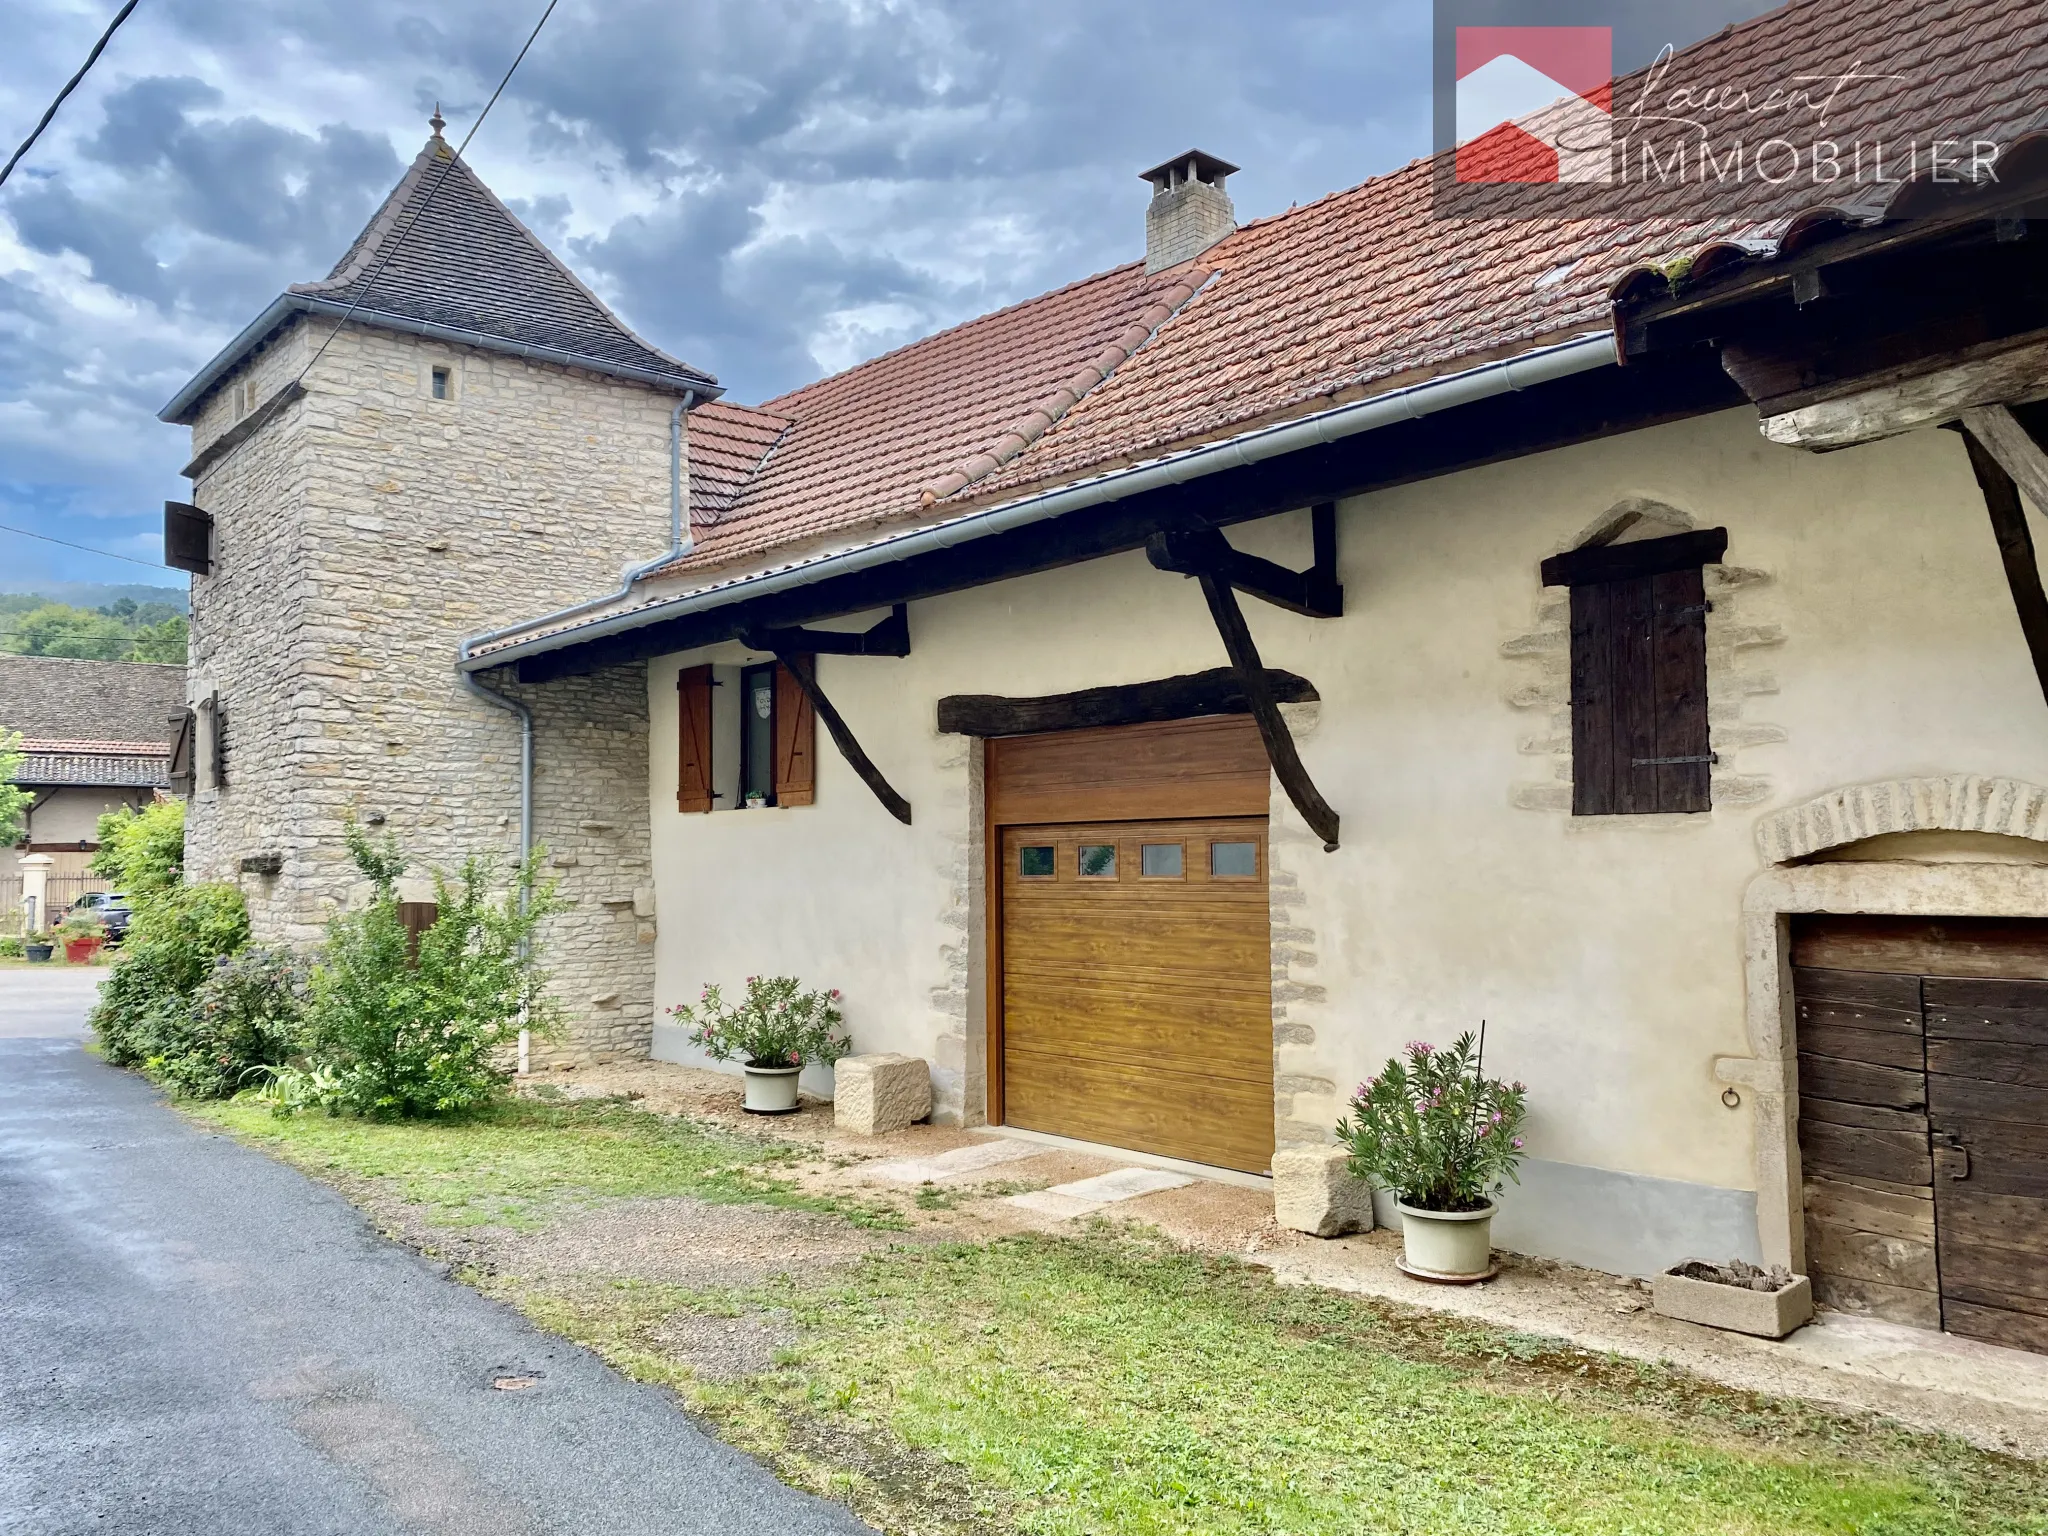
[676,665,714,812]
[163,501,213,576]
[774,659,817,807]
[1540,529,1725,817]
[167,710,196,797]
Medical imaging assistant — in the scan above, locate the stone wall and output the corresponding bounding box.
[182,318,679,1060]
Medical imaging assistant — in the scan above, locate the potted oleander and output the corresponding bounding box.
[669,975,850,1114]
[1336,1028,1527,1283]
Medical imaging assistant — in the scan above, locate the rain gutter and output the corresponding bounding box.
[459,330,1617,674]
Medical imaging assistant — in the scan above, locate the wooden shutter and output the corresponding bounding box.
[167,710,196,796]
[774,659,817,806]
[397,901,439,966]
[164,501,213,576]
[1555,532,1720,817]
[676,665,713,812]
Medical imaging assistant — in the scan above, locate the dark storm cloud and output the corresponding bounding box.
[0,0,1431,582]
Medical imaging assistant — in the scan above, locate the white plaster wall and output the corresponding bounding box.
[647,407,2048,1197]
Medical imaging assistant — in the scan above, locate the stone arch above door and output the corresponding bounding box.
[1755,776,2048,864]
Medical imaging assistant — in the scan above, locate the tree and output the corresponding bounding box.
[8,603,132,660]
[129,615,188,664]
[0,733,28,848]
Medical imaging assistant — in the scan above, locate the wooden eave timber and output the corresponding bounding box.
[513,349,1743,684]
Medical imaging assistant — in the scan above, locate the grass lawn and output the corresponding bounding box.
[191,1095,906,1230]
[191,1096,2048,1536]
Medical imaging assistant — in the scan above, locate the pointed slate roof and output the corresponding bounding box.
[162,131,716,423]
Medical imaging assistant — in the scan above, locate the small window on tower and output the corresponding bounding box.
[431,366,452,401]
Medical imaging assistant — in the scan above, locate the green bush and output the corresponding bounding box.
[91,882,252,1076]
[149,947,305,1100]
[0,934,23,959]
[92,798,187,897]
[296,825,562,1118]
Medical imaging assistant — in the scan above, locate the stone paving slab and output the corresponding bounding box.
[1006,1166,1194,1220]
[858,1138,1047,1186]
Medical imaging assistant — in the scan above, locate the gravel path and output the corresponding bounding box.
[0,1030,875,1536]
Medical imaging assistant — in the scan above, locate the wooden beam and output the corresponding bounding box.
[1763,338,2048,450]
[769,651,913,825]
[1192,572,1340,850]
[749,604,909,657]
[937,667,1318,737]
[1145,519,1342,617]
[1539,528,1729,587]
[513,350,1744,683]
[1961,404,2048,514]
[1958,425,2048,712]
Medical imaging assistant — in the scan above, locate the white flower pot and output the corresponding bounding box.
[1395,1200,1498,1283]
[741,1063,802,1114]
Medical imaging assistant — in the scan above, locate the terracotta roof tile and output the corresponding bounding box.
[485,0,2044,653]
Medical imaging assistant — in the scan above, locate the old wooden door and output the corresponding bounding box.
[1794,918,2048,1353]
[999,818,1273,1173]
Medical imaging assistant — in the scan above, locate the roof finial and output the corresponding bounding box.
[429,103,446,139]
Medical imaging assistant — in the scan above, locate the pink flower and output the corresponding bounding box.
[1511,1137,1525,1149]
[1407,1041,1434,1057]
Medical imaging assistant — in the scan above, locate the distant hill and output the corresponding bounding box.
[0,581,189,614]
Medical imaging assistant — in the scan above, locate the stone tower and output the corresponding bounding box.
[159,123,721,1061]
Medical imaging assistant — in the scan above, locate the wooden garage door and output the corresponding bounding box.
[1794,917,2048,1354]
[1000,819,1274,1174]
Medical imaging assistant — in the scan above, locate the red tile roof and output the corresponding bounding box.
[668,261,1206,573]
[483,0,2035,652]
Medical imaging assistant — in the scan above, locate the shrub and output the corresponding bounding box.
[150,947,306,1100]
[296,825,562,1118]
[91,882,251,1074]
[57,909,105,941]
[670,975,850,1069]
[92,798,187,898]
[1335,1029,1528,1213]
[0,934,23,959]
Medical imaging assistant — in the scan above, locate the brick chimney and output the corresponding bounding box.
[1140,150,1238,273]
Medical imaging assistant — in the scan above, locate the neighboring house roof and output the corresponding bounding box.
[469,0,2044,667]
[0,656,184,746]
[161,132,720,424]
[16,744,168,790]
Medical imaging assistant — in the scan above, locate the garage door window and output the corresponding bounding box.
[1018,845,1055,878]
[1141,843,1184,878]
[1211,841,1258,878]
[1078,844,1118,878]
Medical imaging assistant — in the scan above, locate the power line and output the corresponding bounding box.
[0,521,171,571]
[0,0,141,192]
[291,0,560,393]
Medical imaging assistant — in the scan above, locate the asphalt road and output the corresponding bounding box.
[0,974,874,1536]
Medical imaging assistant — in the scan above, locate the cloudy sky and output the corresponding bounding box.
[0,0,1767,591]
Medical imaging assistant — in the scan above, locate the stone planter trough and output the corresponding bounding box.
[1653,1261,1813,1339]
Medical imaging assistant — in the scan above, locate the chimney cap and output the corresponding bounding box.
[1138,149,1239,193]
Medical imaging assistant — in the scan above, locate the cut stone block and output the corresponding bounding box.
[1653,1266,1813,1338]
[862,1139,1043,1186]
[833,1053,932,1136]
[1272,1145,1374,1238]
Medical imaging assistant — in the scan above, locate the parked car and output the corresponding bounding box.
[67,891,133,943]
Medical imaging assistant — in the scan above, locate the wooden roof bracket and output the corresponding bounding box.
[746,603,910,656]
[1956,407,2048,712]
[1145,504,1343,617]
[1139,526,1341,848]
[742,637,914,825]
